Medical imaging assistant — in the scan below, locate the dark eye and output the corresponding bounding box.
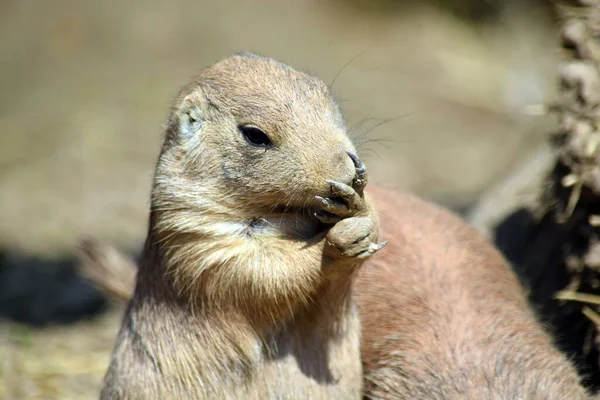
[238,125,272,147]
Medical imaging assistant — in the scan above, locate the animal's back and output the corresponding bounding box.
[357,185,588,399]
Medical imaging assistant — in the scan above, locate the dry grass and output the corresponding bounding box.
[1,309,123,399]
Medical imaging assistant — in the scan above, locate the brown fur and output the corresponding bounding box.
[80,186,591,399]
[355,185,589,399]
[78,54,590,399]
[95,53,386,399]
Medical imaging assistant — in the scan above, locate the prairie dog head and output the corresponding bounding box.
[153,53,358,229]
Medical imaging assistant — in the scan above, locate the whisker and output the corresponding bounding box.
[329,47,371,93]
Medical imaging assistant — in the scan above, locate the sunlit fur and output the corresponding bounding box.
[83,185,592,399]
[100,53,375,399]
[355,186,589,399]
[85,54,590,399]
[150,54,362,319]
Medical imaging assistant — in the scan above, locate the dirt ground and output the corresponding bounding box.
[0,0,561,398]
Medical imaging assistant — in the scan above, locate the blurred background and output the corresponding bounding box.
[0,0,560,398]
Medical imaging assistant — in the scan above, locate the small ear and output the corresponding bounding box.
[177,90,206,137]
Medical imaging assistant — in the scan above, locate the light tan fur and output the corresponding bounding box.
[78,55,590,399]
[95,53,385,399]
[80,186,591,399]
[81,185,591,399]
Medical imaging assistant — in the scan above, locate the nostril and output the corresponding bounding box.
[318,148,363,196]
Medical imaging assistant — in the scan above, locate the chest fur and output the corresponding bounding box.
[102,298,363,400]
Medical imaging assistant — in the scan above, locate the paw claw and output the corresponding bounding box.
[315,210,342,225]
[346,151,365,174]
[369,241,387,253]
[324,180,364,215]
[354,241,387,259]
[315,195,352,217]
[346,151,368,193]
[326,180,355,198]
[315,195,327,205]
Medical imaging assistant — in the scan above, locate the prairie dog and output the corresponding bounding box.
[97,53,385,399]
[81,189,590,399]
[355,185,589,399]
[79,55,589,398]
[82,186,590,399]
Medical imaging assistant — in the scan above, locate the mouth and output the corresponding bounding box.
[250,178,357,237]
[253,199,330,238]
[265,204,322,223]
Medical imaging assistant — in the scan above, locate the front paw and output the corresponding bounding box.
[326,216,386,259]
[314,151,370,224]
[314,151,386,259]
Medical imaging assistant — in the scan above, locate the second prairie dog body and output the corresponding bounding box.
[99,53,385,399]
